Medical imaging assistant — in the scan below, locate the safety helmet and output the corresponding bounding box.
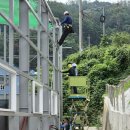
[68,63,72,68]
[64,11,69,15]
[72,63,77,67]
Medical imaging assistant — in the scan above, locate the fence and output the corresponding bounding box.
[103,76,130,130]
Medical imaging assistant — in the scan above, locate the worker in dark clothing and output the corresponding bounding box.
[60,118,70,130]
[62,63,75,76]
[62,63,77,94]
[72,63,78,76]
[58,11,74,46]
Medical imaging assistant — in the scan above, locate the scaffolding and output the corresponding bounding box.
[0,0,62,130]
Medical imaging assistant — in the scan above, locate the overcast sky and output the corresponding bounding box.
[49,0,119,3]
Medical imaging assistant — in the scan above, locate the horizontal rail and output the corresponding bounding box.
[0,62,16,74]
[0,58,51,90]
[0,109,58,117]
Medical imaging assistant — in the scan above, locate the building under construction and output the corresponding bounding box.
[0,0,63,130]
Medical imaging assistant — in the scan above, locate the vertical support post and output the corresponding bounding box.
[79,0,83,52]
[116,87,119,111]
[55,27,60,128]
[19,1,29,130]
[52,26,61,128]
[58,26,63,121]
[41,4,49,130]
[37,0,42,82]
[9,71,17,130]
[39,85,43,113]
[53,27,59,91]
[32,81,43,113]
[19,0,29,112]
[102,7,105,36]
[53,27,56,90]
[111,87,114,106]
[32,81,35,113]
[88,34,90,49]
[4,25,7,99]
[9,0,14,65]
[41,2,49,114]
[109,85,113,105]
[8,1,16,130]
[4,25,7,61]
[37,1,43,129]
[10,74,17,111]
[113,87,115,110]
[121,81,125,112]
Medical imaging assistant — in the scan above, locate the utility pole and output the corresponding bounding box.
[102,7,105,36]
[87,34,91,48]
[79,0,83,52]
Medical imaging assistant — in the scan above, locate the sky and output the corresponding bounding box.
[49,0,119,3]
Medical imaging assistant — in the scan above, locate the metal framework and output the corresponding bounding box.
[0,0,62,130]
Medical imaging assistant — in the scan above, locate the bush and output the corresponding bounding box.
[115,47,129,71]
[88,64,108,83]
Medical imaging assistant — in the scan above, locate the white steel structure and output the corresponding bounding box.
[0,0,62,130]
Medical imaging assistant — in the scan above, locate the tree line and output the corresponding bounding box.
[48,0,130,58]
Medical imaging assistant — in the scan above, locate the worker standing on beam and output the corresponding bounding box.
[58,11,74,46]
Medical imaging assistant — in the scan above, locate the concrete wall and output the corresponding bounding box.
[103,97,130,130]
[84,127,102,130]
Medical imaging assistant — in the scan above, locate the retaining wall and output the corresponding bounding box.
[102,97,130,130]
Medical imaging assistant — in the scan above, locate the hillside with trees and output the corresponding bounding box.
[48,0,130,126]
[48,0,130,58]
[62,32,130,126]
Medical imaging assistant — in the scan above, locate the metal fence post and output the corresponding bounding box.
[121,81,125,112]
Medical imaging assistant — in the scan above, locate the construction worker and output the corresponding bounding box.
[62,63,77,94]
[60,118,70,130]
[72,63,78,76]
[58,11,74,46]
[62,63,75,76]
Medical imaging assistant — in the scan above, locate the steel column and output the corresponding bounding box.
[53,27,59,91]
[37,0,42,81]
[53,27,61,128]
[41,4,49,130]
[19,0,29,130]
[52,27,60,128]
[58,27,63,121]
[4,25,7,62]
[9,0,14,65]
[8,1,16,130]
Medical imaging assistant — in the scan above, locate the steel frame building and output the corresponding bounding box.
[0,0,62,130]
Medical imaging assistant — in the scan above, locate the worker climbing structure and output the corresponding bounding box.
[0,0,62,130]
